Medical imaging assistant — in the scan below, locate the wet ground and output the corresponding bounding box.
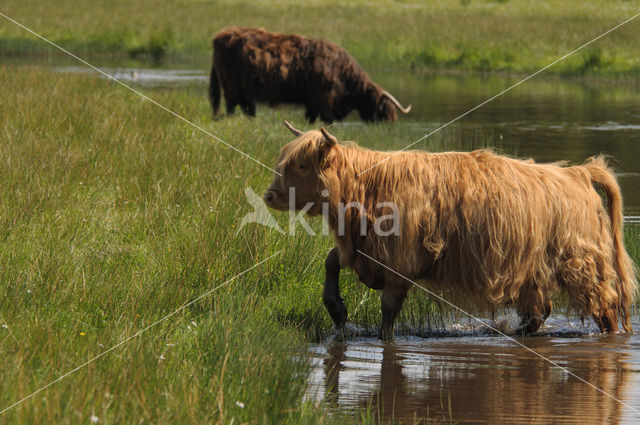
[307,316,640,424]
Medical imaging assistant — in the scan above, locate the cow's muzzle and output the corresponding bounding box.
[263,191,275,206]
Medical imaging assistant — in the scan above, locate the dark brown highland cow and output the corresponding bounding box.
[209,27,411,123]
[264,122,638,340]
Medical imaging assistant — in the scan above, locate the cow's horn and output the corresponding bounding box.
[382,91,412,114]
[283,120,304,137]
[320,128,338,147]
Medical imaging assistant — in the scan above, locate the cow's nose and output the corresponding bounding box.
[263,191,274,204]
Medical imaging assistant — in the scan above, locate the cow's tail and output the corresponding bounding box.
[585,156,638,332]
[209,54,221,115]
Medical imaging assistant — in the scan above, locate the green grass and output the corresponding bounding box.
[2,0,640,77]
[0,68,306,424]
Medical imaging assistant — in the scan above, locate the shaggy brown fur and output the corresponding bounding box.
[209,27,411,123]
[264,123,638,340]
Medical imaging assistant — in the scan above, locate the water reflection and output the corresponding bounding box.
[309,328,640,424]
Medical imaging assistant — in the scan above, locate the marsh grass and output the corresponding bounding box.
[2,0,640,77]
[0,67,304,424]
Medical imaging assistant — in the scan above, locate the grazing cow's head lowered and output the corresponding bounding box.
[263,121,336,215]
[358,89,412,123]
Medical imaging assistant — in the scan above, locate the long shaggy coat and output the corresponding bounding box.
[265,126,637,337]
[209,27,411,123]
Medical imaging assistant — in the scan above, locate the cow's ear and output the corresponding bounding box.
[320,128,338,147]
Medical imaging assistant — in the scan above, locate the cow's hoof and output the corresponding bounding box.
[329,323,364,341]
[378,328,394,342]
[513,319,544,336]
[324,300,348,328]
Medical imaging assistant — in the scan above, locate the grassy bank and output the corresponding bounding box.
[2,0,640,77]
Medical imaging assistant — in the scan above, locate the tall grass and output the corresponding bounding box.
[2,0,640,77]
[0,67,301,424]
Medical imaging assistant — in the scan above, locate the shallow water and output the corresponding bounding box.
[57,65,208,86]
[307,316,640,424]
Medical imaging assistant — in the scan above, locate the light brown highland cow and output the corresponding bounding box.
[264,122,638,340]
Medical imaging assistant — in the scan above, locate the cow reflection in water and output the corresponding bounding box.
[318,339,633,424]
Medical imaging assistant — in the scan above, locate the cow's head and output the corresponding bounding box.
[263,121,337,216]
[359,89,412,122]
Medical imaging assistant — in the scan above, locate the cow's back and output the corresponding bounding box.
[421,151,611,305]
[212,27,367,106]
[213,27,321,103]
[338,149,613,308]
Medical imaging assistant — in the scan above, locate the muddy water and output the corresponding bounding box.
[307,317,640,424]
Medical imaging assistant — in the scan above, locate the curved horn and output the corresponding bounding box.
[283,120,304,137]
[381,91,412,114]
[320,127,338,147]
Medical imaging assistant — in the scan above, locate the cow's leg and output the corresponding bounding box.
[222,82,240,115]
[515,290,551,335]
[593,307,619,333]
[592,277,620,333]
[323,247,347,329]
[517,309,545,335]
[225,98,237,115]
[305,108,318,124]
[560,251,621,333]
[379,284,409,341]
[316,96,335,124]
[240,98,256,116]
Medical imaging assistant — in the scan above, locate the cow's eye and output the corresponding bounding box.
[299,163,308,170]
